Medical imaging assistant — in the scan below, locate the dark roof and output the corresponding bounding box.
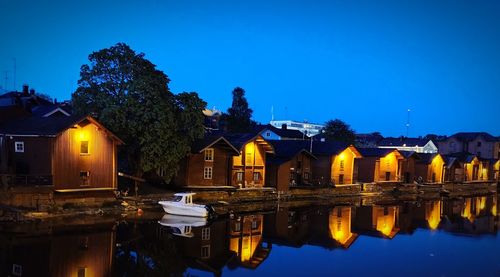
[415,153,439,164]
[259,124,305,139]
[450,132,498,142]
[267,140,315,165]
[310,141,348,156]
[357,148,398,157]
[445,152,477,163]
[223,133,261,150]
[399,150,420,159]
[0,115,123,143]
[378,137,430,147]
[191,134,239,154]
[0,114,86,136]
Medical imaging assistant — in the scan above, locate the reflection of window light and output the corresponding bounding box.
[201,245,210,258]
[202,228,210,240]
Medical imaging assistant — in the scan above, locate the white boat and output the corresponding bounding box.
[158,192,214,218]
[158,214,208,237]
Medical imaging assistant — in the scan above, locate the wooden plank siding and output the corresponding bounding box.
[52,122,116,189]
[176,148,233,187]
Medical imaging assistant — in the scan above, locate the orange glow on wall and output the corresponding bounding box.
[425,201,442,230]
[429,155,445,183]
[229,215,264,263]
[329,207,356,247]
[331,147,360,184]
[461,197,487,222]
[373,206,398,238]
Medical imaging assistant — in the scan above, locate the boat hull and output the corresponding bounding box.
[158,201,209,217]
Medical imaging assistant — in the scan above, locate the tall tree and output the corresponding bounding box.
[72,43,206,182]
[323,119,356,144]
[226,87,253,133]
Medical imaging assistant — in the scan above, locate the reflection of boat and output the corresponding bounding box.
[158,214,208,237]
[158,193,215,218]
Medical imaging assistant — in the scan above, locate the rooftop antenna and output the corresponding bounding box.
[406,108,411,137]
[13,58,16,91]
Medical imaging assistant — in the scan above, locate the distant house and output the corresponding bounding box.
[265,140,316,192]
[269,120,324,137]
[309,141,362,185]
[224,134,274,188]
[444,152,490,182]
[414,153,446,183]
[438,132,500,159]
[378,137,438,153]
[491,159,500,182]
[174,135,240,187]
[0,114,122,195]
[357,148,404,183]
[258,124,306,141]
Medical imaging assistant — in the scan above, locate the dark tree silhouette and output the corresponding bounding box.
[226,87,253,133]
[323,119,356,144]
[72,43,206,182]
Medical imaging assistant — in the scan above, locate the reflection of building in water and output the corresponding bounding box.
[0,226,115,277]
[167,220,233,276]
[441,196,497,235]
[229,214,270,268]
[328,207,358,248]
[353,205,400,239]
[425,201,442,230]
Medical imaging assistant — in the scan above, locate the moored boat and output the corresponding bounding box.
[158,192,215,218]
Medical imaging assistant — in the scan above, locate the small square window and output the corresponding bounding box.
[12,264,22,276]
[80,141,89,155]
[266,132,271,137]
[253,172,260,182]
[201,228,210,240]
[251,220,258,230]
[204,167,213,179]
[204,148,214,161]
[236,172,243,182]
[201,245,210,258]
[477,141,482,147]
[15,141,24,153]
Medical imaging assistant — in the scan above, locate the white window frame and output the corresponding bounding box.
[201,227,210,240]
[80,140,90,155]
[14,141,24,153]
[204,148,214,161]
[201,245,210,258]
[204,167,213,179]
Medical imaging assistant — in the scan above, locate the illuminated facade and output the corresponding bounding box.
[331,146,362,185]
[357,148,404,183]
[329,207,358,247]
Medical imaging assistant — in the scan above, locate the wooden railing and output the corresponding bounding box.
[0,174,53,187]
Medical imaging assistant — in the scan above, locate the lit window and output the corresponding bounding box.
[236,172,243,181]
[80,141,89,155]
[201,228,210,240]
[251,220,258,229]
[340,160,345,170]
[204,167,213,179]
[14,141,24,153]
[77,267,87,277]
[201,245,210,258]
[204,148,214,161]
[253,172,260,182]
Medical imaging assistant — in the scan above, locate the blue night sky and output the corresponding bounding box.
[1,0,499,137]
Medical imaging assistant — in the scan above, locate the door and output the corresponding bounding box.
[385,172,391,181]
[472,165,479,181]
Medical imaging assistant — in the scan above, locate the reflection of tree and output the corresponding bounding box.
[113,224,187,276]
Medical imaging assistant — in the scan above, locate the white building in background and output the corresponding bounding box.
[269,120,324,137]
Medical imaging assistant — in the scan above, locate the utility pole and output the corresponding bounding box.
[406,109,411,137]
[3,71,8,90]
[13,58,16,91]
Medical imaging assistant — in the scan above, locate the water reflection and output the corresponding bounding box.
[0,194,499,276]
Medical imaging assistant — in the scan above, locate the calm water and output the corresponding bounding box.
[1,195,499,277]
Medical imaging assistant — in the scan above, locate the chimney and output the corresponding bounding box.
[22,84,29,96]
[29,88,35,95]
[54,98,58,104]
[281,124,287,130]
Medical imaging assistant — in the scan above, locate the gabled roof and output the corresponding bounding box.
[357,148,400,158]
[0,115,123,144]
[267,140,316,165]
[223,133,274,154]
[399,150,420,159]
[415,153,440,164]
[446,152,478,163]
[191,134,240,155]
[310,141,348,156]
[378,137,431,147]
[258,124,305,139]
[450,132,498,142]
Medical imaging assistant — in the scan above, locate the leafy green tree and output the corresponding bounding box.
[323,119,356,144]
[72,43,206,181]
[226,87,253,133]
